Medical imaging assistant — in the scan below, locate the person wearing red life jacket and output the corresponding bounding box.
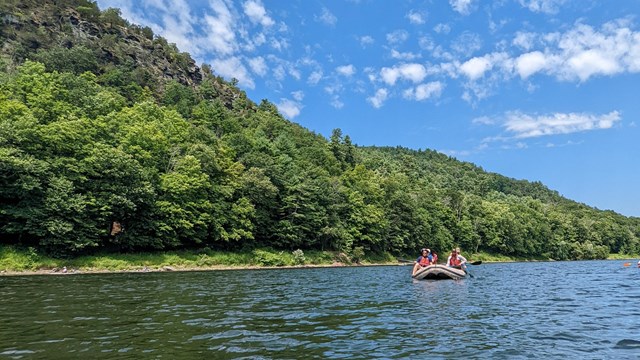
[412,248,434,276]
[446,247,467,270]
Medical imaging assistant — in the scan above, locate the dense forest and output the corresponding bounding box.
[1,0,639,260]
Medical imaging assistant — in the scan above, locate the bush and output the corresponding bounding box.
[253,249,289,267]
[292,249,305,265]
[351,246,365,263]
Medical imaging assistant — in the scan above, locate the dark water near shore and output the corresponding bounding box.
[1,260,640,359]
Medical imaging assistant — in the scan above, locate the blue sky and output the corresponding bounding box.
[96,0,640,217]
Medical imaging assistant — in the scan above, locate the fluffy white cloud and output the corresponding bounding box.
[403,81,444,101]
[243,0,274,27]
[459,56,492,80]
[291,90,304,101]
[550,22,638,81]
[433,23,451,34]
[390,49,421,61]
[204,0,237,56]
[367,88,388,108]
[277,98,303,118]
[336,65,356,77]
[513,32,537,50]
[316,7,337,26]
[503,111,621,138]
[386,30,409,44]
[518,0,566,14]
[459,52,511,81]
[449,0,475,15]
[308,70,323,85]
[359,35,374,47]
[380,63,427,85]
[566,49,619,81]
[407,10,426,25]
[515,51,548,78]
[248,56,267,76]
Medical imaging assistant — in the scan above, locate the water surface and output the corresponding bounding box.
[1,260,640,359]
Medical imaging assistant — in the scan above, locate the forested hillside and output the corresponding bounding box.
[1,0,638,260]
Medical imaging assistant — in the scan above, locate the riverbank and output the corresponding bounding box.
[0,245,402,276]
[1,245,636,276]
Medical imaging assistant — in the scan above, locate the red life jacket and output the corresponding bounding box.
[449,253,460,267]
[419,256,431,266]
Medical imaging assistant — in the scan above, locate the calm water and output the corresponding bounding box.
[1,261,640,359]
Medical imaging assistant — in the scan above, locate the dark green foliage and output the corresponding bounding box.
[34,45,99,75]
[0,0,638,259]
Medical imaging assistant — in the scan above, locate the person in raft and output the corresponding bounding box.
[447,247,467,270]
[412,248,434,276]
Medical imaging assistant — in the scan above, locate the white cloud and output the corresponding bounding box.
[336,64,356,77]
[380,63,427,85]
[291,90,304,101]
[386,30,409,44]
[277,98,303,118]
[513,32,537,50]
[472,116,495,125]
[359,35,375,47]
[455,20,640,85]
[390,49,421,61]
[243,0,274,27]
[316,7,337,27]
[518,0,566,14]
[459,56,492,80]
[367,88,389,108]
[324,83,343,95]
[503,111,622,138]
[308,70,323,85]
[288,66,301,80]
[330,95,344,109]
[515,51,548,78]
[204,0,237,56]
[210,57,255,88]
[403,81,444,101]
[248,56,267,76]
[566,49,619,82]
[434,23,451,34]
[449,0,475,15]
[550,22,635,81]
[407,10,426,25]
[270,37,289,51]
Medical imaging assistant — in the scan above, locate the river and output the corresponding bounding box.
[1,260,639,359]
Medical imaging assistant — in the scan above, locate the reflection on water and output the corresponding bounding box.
[1,261,640,359]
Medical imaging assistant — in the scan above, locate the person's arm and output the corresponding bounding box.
[446,255,452,266]
[458,254,467,265]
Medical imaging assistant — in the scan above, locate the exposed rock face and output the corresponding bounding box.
[0,0,203,87]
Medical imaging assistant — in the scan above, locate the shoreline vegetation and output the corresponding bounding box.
[1,246,636,276]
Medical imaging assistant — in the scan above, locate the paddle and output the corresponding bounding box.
[399,259,482,266]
